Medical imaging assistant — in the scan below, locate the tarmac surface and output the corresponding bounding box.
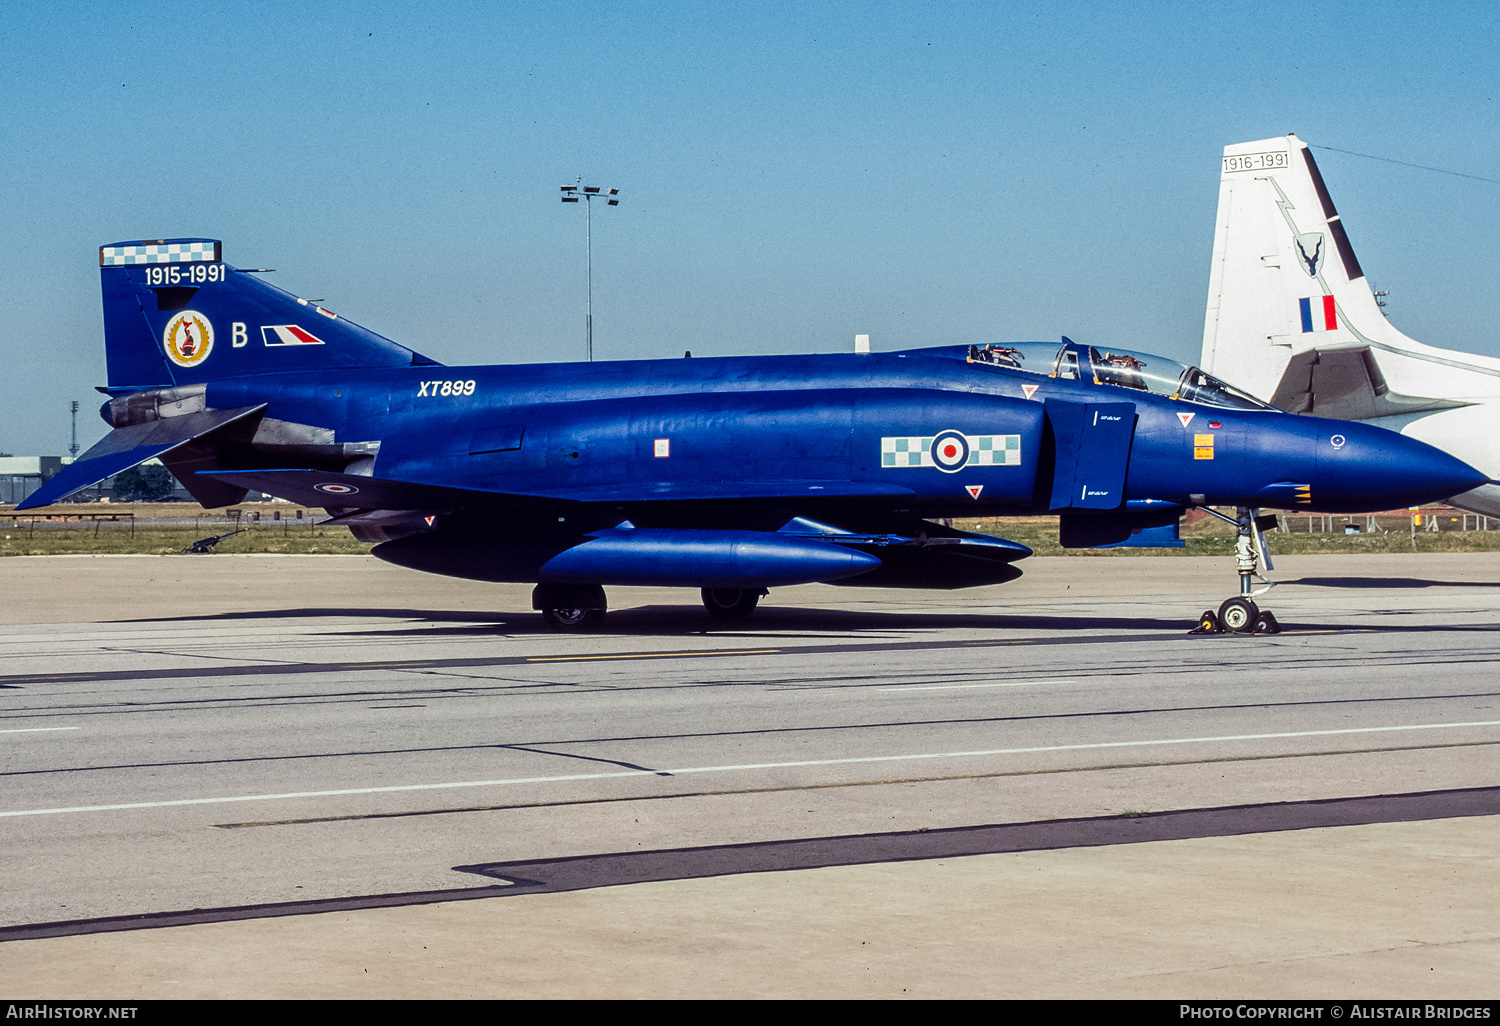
[2,551,1499,998]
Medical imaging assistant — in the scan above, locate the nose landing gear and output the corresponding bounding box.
[1190,506,1281,635]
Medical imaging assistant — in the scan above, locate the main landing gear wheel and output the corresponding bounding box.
[1218,597,1258,634]
[701,587,766,619]
[541,606,606,632]
[533,583,607,633]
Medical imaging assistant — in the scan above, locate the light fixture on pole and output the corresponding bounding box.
[560,178,619,362]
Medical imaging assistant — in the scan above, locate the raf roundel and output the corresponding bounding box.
[162,311,214,367]
[314,482,360,495]
[929,429,970,473]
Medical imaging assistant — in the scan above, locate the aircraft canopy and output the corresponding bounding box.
[966,340,1276,412]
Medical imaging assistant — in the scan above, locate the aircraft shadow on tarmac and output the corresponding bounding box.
[102,601,1500,639]
[113,604,1197,636]
[394,606,1201,637]
[1283,576,1500,589]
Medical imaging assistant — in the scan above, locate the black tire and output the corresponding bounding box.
[701,587,763,619]
[1218,597,1259,634]
[541,606,606,632]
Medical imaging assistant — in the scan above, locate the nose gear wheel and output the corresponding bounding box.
[1218,597,1258,634]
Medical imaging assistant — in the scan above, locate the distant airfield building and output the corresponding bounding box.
[0,456,64,505]
[0,456,200,505]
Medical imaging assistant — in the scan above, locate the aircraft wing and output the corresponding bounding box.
[197,469,545,511]
[1269,347,1468,419]
[16,405,267,510]
[200,468,916,510]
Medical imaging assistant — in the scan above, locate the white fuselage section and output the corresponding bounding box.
[1201,134,1500,513]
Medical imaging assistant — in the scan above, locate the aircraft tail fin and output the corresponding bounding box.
[1200,135,1422,404]
[99,239,440,391]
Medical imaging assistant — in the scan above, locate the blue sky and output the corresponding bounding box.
[3,1,1497,454]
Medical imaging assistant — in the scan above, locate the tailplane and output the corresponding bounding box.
[100,238,439,391]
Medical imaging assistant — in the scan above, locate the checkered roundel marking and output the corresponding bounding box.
[881,433,1021,471]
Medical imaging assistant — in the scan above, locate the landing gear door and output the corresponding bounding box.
[1045,400,1137,510]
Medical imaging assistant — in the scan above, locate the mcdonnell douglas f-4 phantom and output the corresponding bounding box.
[19,238,1484,632]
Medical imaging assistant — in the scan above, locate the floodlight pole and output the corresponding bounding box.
[561,178,619,362]
[586,193,593,362]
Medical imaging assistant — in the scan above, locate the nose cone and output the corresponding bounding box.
[1311,419,1486,512]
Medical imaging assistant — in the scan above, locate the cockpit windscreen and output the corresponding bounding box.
[966,342,1275,412]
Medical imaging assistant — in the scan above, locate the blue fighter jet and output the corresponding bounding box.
[19,239,1485,632]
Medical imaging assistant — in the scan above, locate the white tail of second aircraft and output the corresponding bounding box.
[1200,133,1500,510]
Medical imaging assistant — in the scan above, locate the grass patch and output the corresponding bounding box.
[0,502,373,556]
[0,524,374,557]
[952,512,1500,557]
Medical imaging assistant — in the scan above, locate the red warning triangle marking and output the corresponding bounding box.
[1021,384,1039,399]
[965,485,983,499]
[1177,412,1195,427]
[424,515,436,526]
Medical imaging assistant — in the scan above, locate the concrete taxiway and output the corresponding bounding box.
[1,552,1498,997]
